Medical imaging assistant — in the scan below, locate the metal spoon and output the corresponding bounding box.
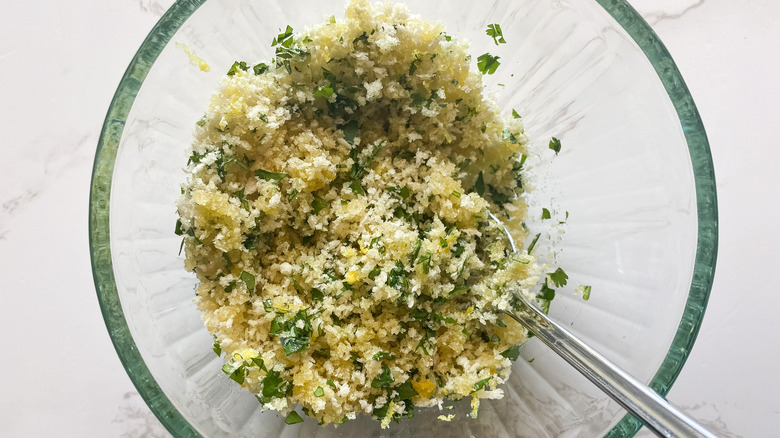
[487,212,718,438]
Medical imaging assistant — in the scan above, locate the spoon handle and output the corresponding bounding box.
[503,303,718,438]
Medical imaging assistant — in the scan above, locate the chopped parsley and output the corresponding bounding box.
[538,280,556,314]
[314,386,325,397]
[549,137,561,154]
[541,208,551,220]
[270,310,312,356]
[222,360,248,384]
[271,25,310,74]
[387,186,411,200]
[410,308,429,321]
[450,284,468,297]
[512,109,522,119]
[285,411,304,425]
[486,24,506,45]
[582,285,592,301]
[227,61,249,76]
[212,336,221,356]
[501,345,521,361]
[474,171,485,196]
[340,120,359,145]
[253,62,269,75]
[473,377,492,392]
[349,180,365,196]
[240,271,255,293]
[395,381,418,400]
[260,369,291,403]
[371,364,395,388]
[477,53,501,75]
[527,233,541,253]
[373,351,397,361]
[548,267,568,287]
[314,87,334,98]
[416,251,433,274]
[255,168,288,182]
[502,128,520,144]
[311,194,329,213]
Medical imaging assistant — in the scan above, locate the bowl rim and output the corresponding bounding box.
[89,1,718,436]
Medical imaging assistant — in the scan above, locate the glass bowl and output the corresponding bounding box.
[89,0,717,436]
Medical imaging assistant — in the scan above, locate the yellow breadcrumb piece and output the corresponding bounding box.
[411,379,436,399]
[175,42,211,72]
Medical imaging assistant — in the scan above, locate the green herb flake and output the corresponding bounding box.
[501,345,521,361]
[387,186,411,200]
[548,267,568,287]
[549,137,562,154]
[260,369,290,403]
[582,285,592,301]
[451,191,461,198]
[410,308,429,321]
[541,208,551,220]
[395,380,418,400]
[477,53,501,75]
[311,287,324,302]
[314,87,334,99]
[270,309,312,356]
[373,351,397,361]
[240,271,256,293]
[227,61,249,76]
[473,377,492,392]
[287,188,299,201]
[349,180,365,196]
[285,411,304,425]
[251,356,266,371]
[527,233,541,253]
[311,194,329,214]
[416,251,433,274]
[502,128,519,144]
[253,62,269,75]
[409,56,421,75]
[486,24,506,45]
[212,336,222,356]
[474,171,485,196]
[255,168,288,183]
[433,313,457,324]
[512,109,522,119]
[314,386,325,397]
[371,364,395,388]
[222,361,247,384]
[450,284,468,297]
[340,120,359,145]
[263,299,275,313]
[326,379,336,388]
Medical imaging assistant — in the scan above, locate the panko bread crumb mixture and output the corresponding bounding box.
[176,0,547,427]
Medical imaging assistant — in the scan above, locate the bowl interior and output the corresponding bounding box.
[90,0,716,436]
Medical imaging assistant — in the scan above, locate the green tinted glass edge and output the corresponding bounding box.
[89,0,206,436]
[594,1,719,437]
[89,1,717,437]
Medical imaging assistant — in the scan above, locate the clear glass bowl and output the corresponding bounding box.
[89,0,717,436]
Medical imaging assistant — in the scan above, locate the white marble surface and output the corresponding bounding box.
[1,0,777,437]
